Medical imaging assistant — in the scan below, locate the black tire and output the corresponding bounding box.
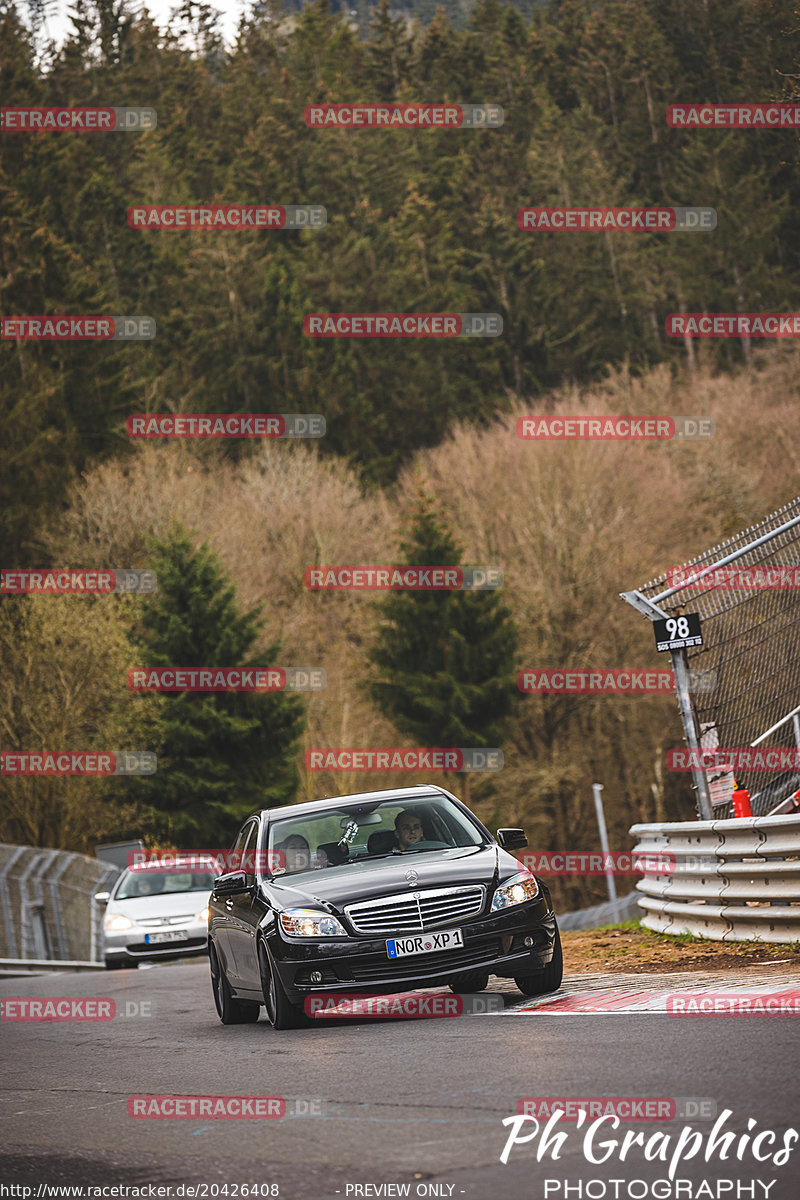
[209,941,260,1025]
[104,958,127,970]
[448,970,489,994]
[258,938,309,1030]
[514,924,563,997]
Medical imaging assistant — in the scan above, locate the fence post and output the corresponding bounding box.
[592,783,619,923]
[670,647,713,820]
[0,846,26,958]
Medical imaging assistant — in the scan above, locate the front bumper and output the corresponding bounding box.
[103,920,208,963]
[269,895,556,1003]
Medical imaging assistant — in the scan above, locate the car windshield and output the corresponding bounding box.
[267,794,485,877]
[115,869,216,899]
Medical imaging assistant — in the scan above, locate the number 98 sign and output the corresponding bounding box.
[653,613,703,652]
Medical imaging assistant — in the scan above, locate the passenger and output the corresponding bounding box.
[280,834,312,873]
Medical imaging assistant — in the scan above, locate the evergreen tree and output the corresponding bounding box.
[367,491,519,802]
[132,526,305,844]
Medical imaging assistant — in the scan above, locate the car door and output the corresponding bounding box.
[211,822,251,977]
[224,818,264,993]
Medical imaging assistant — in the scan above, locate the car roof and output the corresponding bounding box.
[254,784,452,824]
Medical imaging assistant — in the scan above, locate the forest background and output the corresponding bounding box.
[2,0,799,909]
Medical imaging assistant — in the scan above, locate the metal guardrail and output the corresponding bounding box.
[0,957,105,976]
[629,814,800,943]
[0,844,121,962]
[558,890,641,931]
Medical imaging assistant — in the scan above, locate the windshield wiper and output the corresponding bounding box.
[401,843,479,854]
[337,849,404,864]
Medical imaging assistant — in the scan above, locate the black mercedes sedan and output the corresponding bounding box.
[208,784,561,1028]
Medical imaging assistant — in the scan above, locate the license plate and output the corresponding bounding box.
[144,930,190,944]
[386,928,464,958]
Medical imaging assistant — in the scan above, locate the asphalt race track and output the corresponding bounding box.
[1,961,799,1200]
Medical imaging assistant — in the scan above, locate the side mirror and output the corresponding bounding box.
[496,828,528,851]
[94,891,110,904]
[213,870,250,897]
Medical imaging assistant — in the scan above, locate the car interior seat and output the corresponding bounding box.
[367,830,398,854]
[316,841,350,866]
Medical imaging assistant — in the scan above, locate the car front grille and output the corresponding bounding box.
[126,937,207,955]
[138,915,195,926]
[344,886,485,935]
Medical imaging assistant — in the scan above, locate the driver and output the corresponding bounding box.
[136,873,163,896]
[394,810,424,851]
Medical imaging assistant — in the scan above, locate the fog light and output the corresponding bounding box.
[524,936,534,947]
[310,970,323,984]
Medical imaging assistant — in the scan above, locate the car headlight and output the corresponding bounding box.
[198,907,210,922]
[279,909,346,937]
[491,871,539,911]
[104,913,134,931]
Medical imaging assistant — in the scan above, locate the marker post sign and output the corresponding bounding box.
[653,613,703,652]
[651,611,710,819]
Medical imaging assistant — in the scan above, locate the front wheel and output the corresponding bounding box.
[209,941,260,1025]
[258,938,309,1030]
[514,924,563,997]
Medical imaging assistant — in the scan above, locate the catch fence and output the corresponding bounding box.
[622,497,800,819]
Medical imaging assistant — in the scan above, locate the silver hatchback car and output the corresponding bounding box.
[97,859,216,969]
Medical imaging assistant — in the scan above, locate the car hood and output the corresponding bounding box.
[264,844,522,913]
[108,891,211,922]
